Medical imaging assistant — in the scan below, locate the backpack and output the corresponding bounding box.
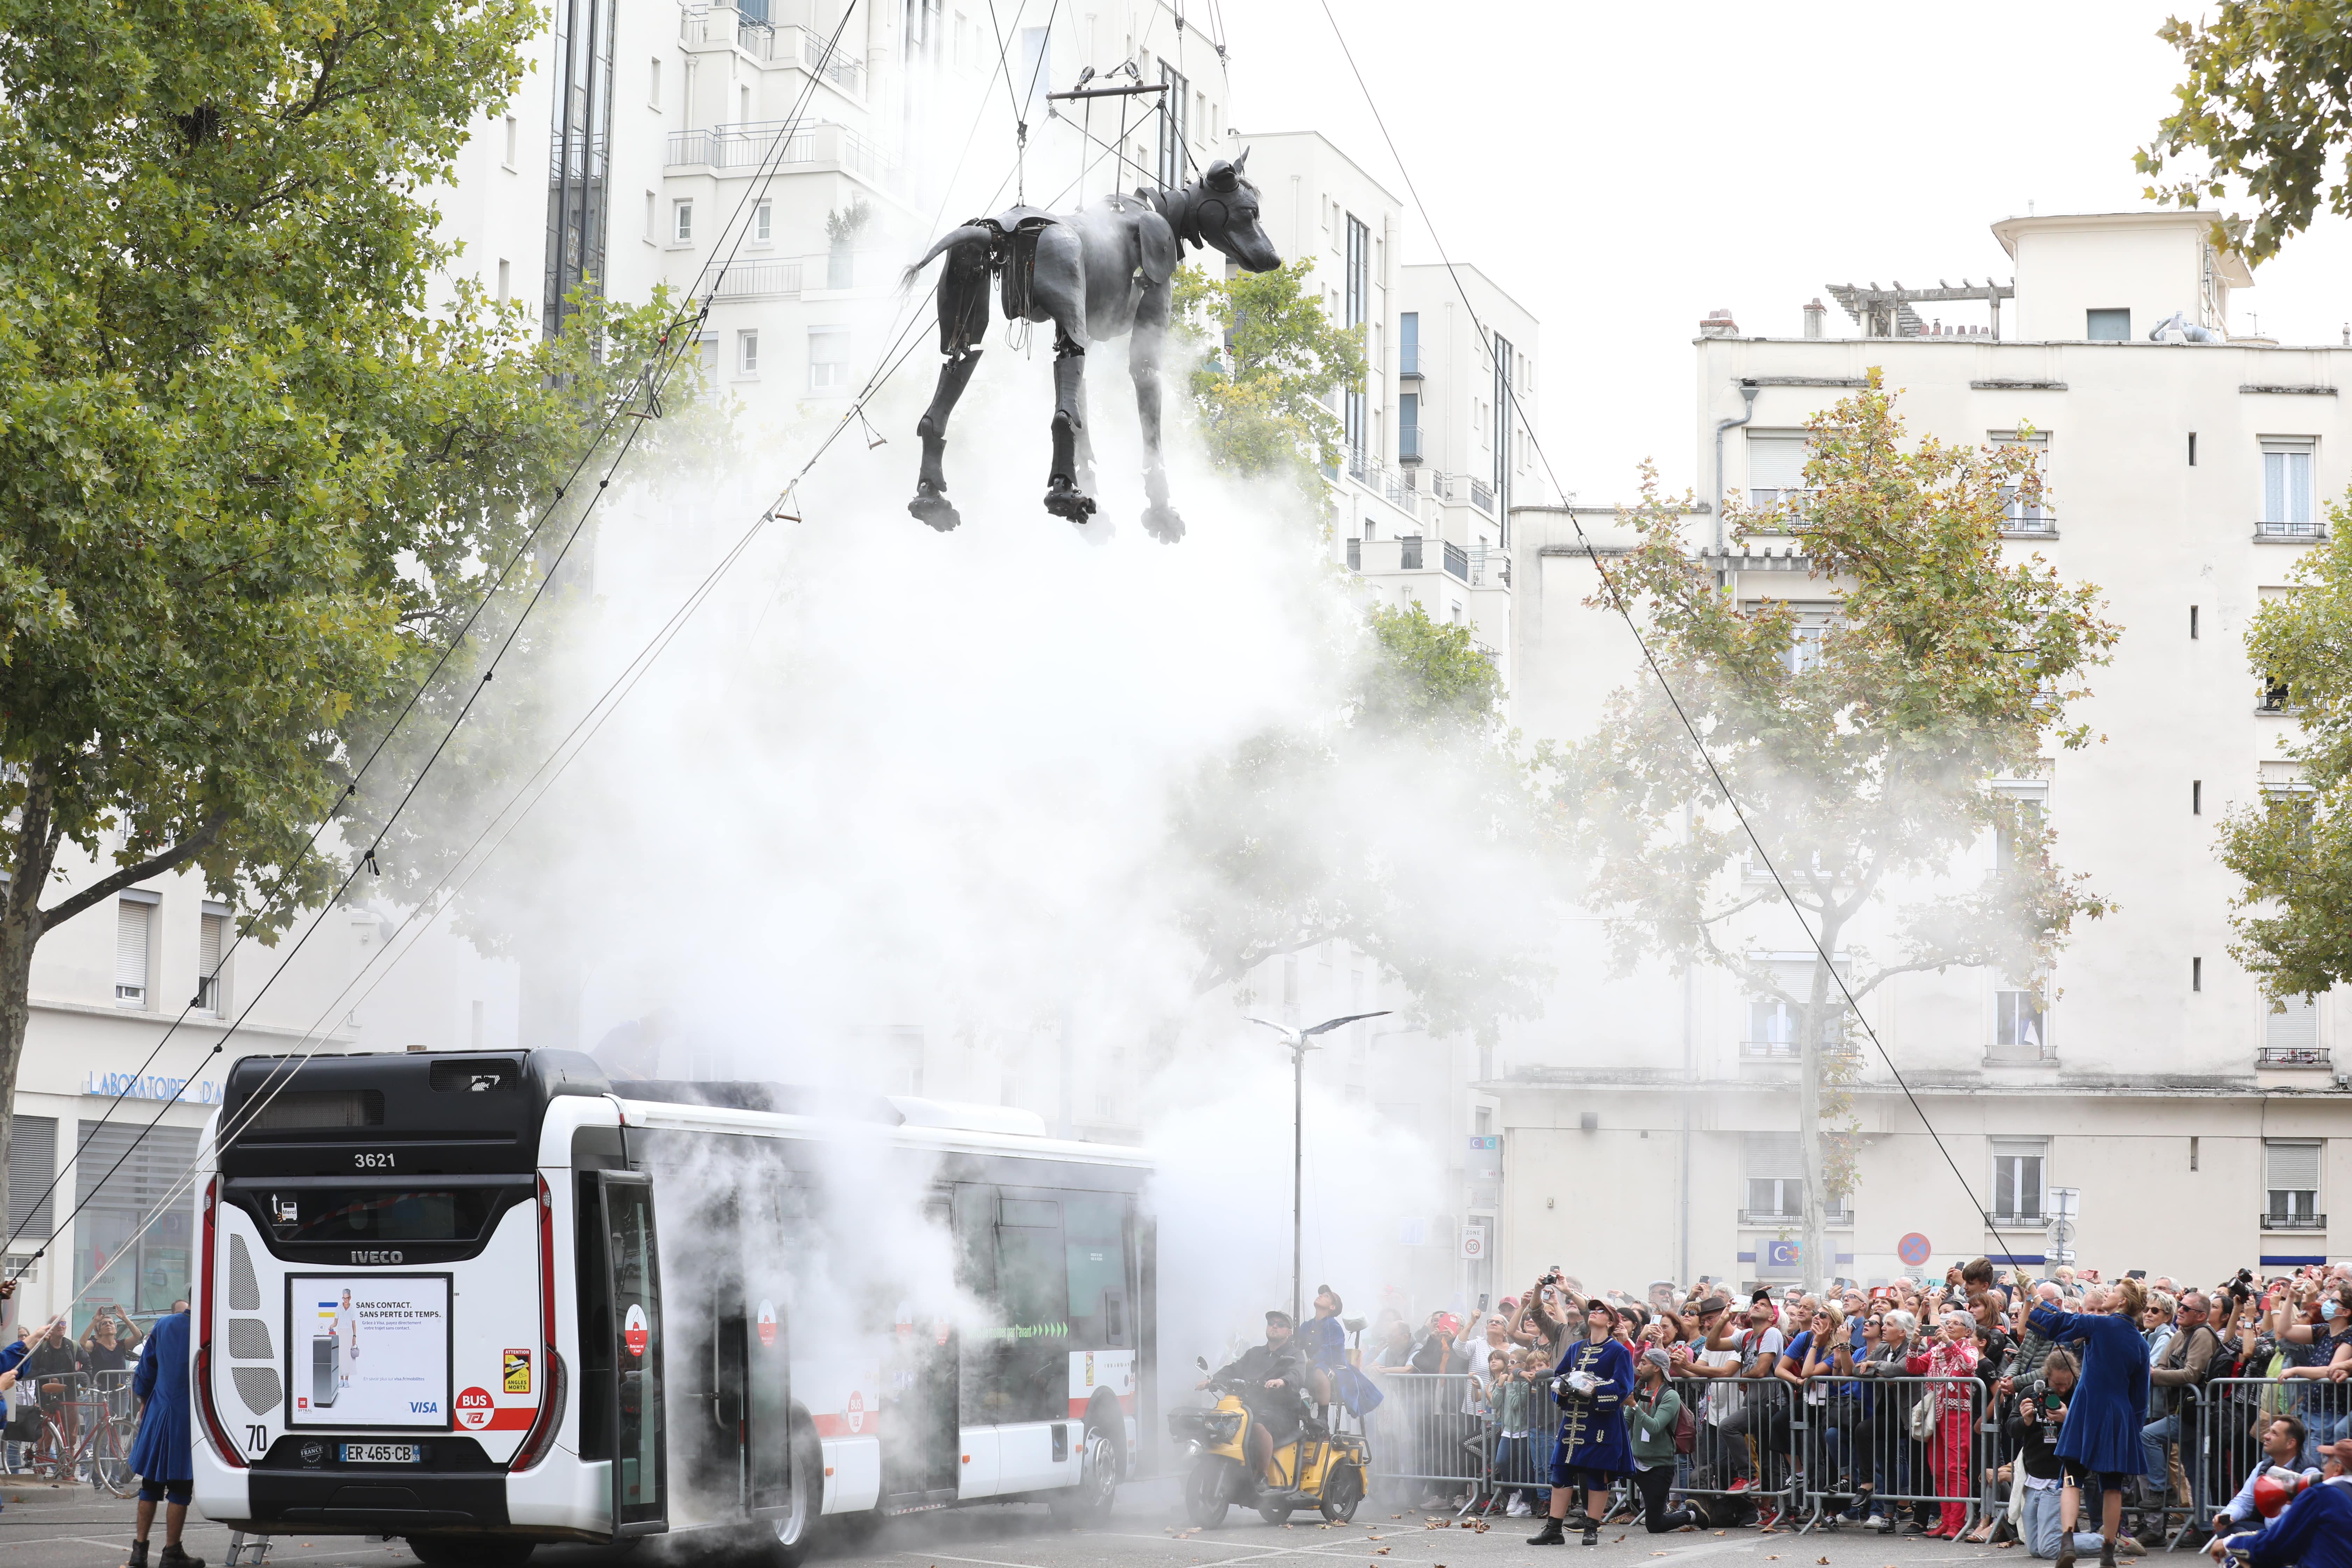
[1672,1400,1696,1456]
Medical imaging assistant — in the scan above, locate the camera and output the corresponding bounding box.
[2025,1377,2060,1424]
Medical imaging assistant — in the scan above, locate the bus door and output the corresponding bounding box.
[581,1171,667,1538]
[746,1288,790,1516]
[882,1194,960,1507]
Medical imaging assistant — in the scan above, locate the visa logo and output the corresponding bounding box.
[410,1401,438,1414]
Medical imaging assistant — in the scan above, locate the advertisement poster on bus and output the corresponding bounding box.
[286,1275,453,1430]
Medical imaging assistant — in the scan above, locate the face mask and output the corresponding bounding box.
[2324,1302,2344,1321]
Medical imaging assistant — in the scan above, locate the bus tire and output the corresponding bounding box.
[1049,1415,1121,1527]
[404,1539,535,1568]
[768,1412,826,1567]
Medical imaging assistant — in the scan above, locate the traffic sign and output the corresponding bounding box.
[1897,1233,1932,1267]
[1461,1227,1487,1261]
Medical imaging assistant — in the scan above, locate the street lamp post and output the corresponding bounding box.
[1249,1010,1390,1324]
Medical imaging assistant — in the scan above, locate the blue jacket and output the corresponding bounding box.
[2028,1305,2148,1476]
[129,1311,193,1483]
[1551,1336,1634,1475]
[1297,1313,1347,1371]
[2227,1476,2352,1568]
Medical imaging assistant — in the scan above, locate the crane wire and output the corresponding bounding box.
[0,0,870,1281]
[1309,0,2038,1273]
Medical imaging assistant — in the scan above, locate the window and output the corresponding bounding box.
[196,902,229,1015]
[1740,1132,1848,1222]
[1744,995,1842,1056]
[2265,1140,2322,1226]
[1399,392,1421,462]
[1157,62,1195,190]
[1994,985,2046,1056]
[644,190,656,242]
[495,258,510,304]
[1990,1138,2047,1222]
[1783,611,1830,675]
[2188,432,2198,467]
[649,57,661,107]
[2193,957,2203,993]
[2191,604,2200,640]
[672,199,693,243]
[1994,784,2047,879]
[754,200,772,244]
[807,326,848,391]
[2192,779,2203,816]
[1991,429,2052,530]
[904,0,941,66]
[1745,433,1809,506]
[1399,312,1420,377]
[2261,438,2317,533]
[736,329,760,375]
[502,114,518,169]
[1343,215,1368,475]
[2086,308,2130,341]
[75,1120,199,1322]
[2267,992,2318,1053]
[1492,333,1514,528]
[114,894,154,1007]
[8,1115,55,1245]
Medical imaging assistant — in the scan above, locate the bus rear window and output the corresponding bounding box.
[265,1188,512,1244]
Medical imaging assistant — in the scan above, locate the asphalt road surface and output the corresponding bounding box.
[0,1482,2029,1568]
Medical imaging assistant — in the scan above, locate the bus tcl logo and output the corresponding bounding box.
[350,1249,404,1264]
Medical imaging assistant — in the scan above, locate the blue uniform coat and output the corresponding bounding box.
[1551,1335,1635,1476]
[129,1311,193,1483]
[2027,1304,2148,1476]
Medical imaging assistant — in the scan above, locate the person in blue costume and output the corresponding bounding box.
[1527,1297,1635,1547]
[2025,1275,2151,1568]
[2205,1437,2352,1568]
[127,1305,203,1568]
[1297,1285,1348,1408]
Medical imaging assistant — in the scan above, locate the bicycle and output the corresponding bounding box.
[27,1373,134,1496]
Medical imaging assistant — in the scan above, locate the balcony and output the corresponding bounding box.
[678,7,868,96]
[2262,1211,2328,1231]
[1399,425,1422,462]
[2258,1045,2332,1070]
[665,119,891,184]
[1739,1208,1853,1229]
[2255,520,2328,542]
[2258,681,2295,714]
[711,260,804,299]
[1346,534,1509,588]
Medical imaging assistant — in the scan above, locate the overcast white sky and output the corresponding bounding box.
[1215,0,2352,502]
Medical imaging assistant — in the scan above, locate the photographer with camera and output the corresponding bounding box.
[2144,1288,2224,1537]
[2026,1276,2152,1568]
[2006,1351,2143,1559]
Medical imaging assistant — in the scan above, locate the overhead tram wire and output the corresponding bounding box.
[44,62,1192,1304]
[1310,0,2040,1269]
[39,108,1101,1308]
[0,1,874,1282]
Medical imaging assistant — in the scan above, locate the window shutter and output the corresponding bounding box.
[2266,994,2318,1051]
[7,1115,55,1242]
[1746,435,1808,492]
[2266,1141,2322,1192]
[1743,1132,1803,1181]
[114,900,150,1000]
[198,913,224,985]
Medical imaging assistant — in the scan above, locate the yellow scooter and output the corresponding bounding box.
[1169,1357,1369,1526]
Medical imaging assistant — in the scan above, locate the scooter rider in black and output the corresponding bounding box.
[1201,1310,1307,1484]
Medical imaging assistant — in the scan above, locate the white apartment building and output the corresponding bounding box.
[1496,209,2352,1293]
[1236,134,1538,686]
[435,0,1236,416]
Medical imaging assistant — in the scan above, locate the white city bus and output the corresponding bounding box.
[191,1050,1155,1565]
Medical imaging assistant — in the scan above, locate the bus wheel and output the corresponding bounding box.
[769,1416,826,1566]
[1049,1421,1120,1527]
[405,1539,535,1568]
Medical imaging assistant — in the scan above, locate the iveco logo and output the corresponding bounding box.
[351,1249,404,1264]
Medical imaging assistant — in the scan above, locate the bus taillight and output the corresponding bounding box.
[196,1175,246,1469]
[512,1173,564,1472]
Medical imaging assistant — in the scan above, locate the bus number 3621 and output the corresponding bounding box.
[352,1153,395,1169]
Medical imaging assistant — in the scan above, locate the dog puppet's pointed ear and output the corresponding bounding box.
[1234,146,1249,177]
[1204,158,1239,194]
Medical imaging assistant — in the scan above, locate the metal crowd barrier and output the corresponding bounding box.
[1361,1363,2352,1544]
[4,1369,136,1489]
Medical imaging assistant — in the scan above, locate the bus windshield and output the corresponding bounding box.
[263,1187,518,1244]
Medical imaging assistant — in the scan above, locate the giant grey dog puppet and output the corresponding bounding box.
[900,152,1281,541]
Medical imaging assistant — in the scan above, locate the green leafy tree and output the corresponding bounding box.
[2139,1,2352,262]
[0,0,685,1228]
[1174,604,1551,1039]
[2217,500,2352,1001]
[1171,258,1366,493]
[1556,375,2119,1288]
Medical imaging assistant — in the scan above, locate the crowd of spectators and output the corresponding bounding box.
[1342,1258,2352,1560]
